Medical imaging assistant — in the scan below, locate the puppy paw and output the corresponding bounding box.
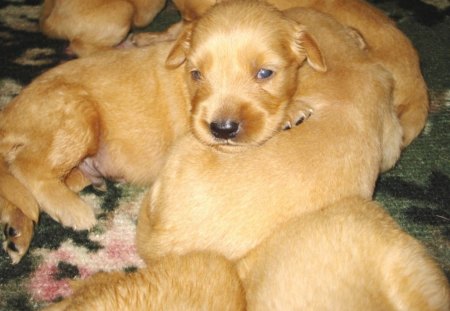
[1,207,34,264]
[47,200,96,231]
[282,100,314,130]
[60,206,96,231]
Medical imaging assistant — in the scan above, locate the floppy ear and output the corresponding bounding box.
[300,31,327,72]
[165,23,194,69]
[291,25,327,72]
[346,26,367,50]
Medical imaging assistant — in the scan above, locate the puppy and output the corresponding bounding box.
[0,41,190,262]
[41,3,444,309]
[136,2,403,263]
[40,0,166,57]
[1,1,324,263]
[238,196,450,310]
[42,252,246,311]
[133,0,428,148]
[164,0,326,152]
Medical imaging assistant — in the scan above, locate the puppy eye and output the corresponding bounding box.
[190,70,203,81]
[256,68,274,80]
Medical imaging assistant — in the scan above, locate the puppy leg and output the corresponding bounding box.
[129,21,184,47]
[10,161,96,230]
[0,161,39,222]
[131,0,166,27]
[68,39,112,58]
[64,168,94,193]
[0,197,34,264]
[42,253,246,311]
[2,90,99,230]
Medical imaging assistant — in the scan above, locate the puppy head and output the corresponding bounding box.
[166,0,326,152]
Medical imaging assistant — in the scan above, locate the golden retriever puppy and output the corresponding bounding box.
[0,42,189,261]
[136,2,402,262]
[42,252,246,311]
[37,4,441,309]
[137,1,402,260]
[238,196,450,311]
[1,1,325,263]
[164,1,327,152]
[40,0,166,57]
[133,0,428,148]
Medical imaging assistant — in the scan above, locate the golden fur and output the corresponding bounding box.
[38,0,428,146]
[0,42,190,261]
[238,197,450,310]
[133,0,428,148]
[42,3,448,309]
[0,1,324,262]
[40,0,166,56]
[42,252,246,311]
[136,3,402,262]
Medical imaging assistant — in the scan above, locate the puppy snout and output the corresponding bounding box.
[210,120,240,140]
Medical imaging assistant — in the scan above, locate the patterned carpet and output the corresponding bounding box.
[0,0,449,310]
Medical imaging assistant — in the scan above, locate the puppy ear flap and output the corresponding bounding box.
[301,32,327,72]
[292,25,327,72]
[346,26,367,50]
[165,23,194,69]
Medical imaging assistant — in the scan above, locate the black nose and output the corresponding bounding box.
[210,120,240,139]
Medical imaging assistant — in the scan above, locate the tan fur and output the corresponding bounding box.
[40,0,166,57]
[165,1,326,152]
[134,0,428,148]
[0,196,34,264]
[42,252,246,311]
[136,3,402,262]
[1,2,324,263]
[0,42,190,262]
[40,3,446,309]
[238,197,450,311]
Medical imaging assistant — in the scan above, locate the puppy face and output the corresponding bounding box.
[166,1,325,152]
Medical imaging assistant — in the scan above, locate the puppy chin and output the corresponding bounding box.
[191,127,270,154]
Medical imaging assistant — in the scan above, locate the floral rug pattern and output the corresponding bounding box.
[0,0,449,310]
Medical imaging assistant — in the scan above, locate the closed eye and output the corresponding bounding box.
[256,68,274,80]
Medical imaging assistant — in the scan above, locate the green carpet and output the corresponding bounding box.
[0,0,449,310]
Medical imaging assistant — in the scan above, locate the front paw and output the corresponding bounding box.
[282,100,314,130]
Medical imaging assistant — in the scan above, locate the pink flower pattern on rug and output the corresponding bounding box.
[28,192,146,302]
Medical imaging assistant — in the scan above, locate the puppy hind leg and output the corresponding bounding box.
[380,105,402,172]
[65,167,94,193]
[8,100,99,230]
[0,197,34,264]
[0,161,39,222]
[11,164,96,230]
[382,237,450,311]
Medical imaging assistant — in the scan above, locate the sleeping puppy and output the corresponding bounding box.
[238,196,450,311]
[42,3,444,309]
[136,1,403,263]
[42,252,246,311]
[133,0,428,148]
[40,0,166,57]
[0,1,325,263]
[0,41,190,262]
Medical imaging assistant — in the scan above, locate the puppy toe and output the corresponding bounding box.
[61,207,96,231]
[2,221,34,264]
[283,101,314,130]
